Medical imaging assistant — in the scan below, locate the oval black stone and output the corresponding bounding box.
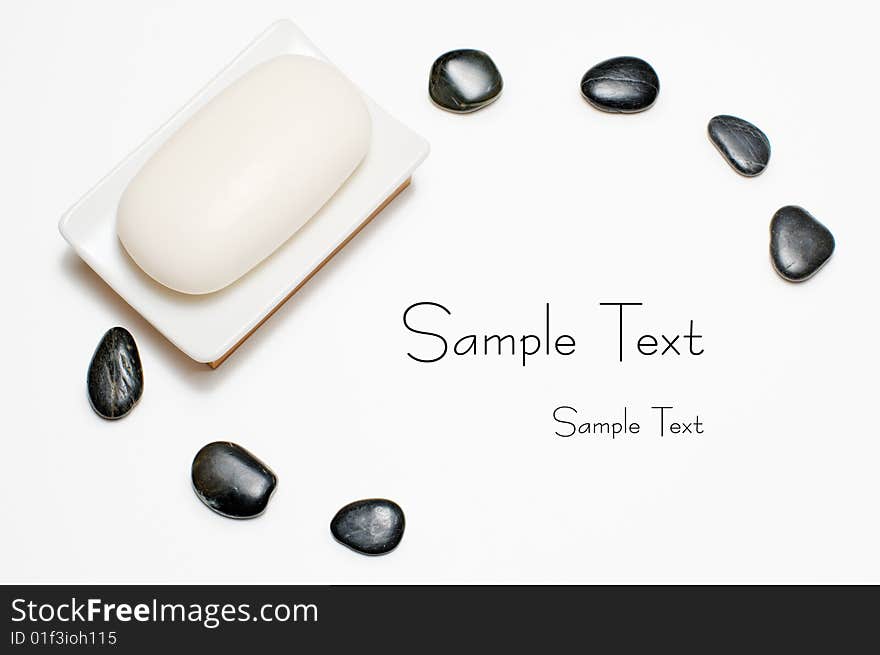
[191,442,277,519]
[87,326,143,420]
[770,206,835,282]
[330,499,405,555]
[708,115,771,176]
[429,49,503,113]
[580,56,659,113]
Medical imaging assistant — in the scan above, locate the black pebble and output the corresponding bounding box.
[87,326,143,420]
[331,499,405,555]
[429,49,503,113]
[708,115,771,176]
[770,206,835,282]
[191,442,277,519]
[580,56,659,113]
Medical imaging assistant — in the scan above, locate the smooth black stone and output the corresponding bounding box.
[708,115,771,176]
[191,442,277,519]
[429,49,502,113]
[770,206,835,282]
[87,327,143,420]
[580,56,659,113]
[331,499,405,555]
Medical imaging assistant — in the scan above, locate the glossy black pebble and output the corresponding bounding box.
[331,499,405,555]
[87,326,143,420]
[580,56,659,113]
[770,206,835,282]
[191,442,277,519]
[708,115,771,176]
[429,49,503,113]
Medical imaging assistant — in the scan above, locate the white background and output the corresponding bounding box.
[2,0,878,583]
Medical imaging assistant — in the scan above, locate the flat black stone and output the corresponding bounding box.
[87,326,143,420]
[580,56,659,113]
[429,49,502,113]
[708,115,771,176]
[770,206,835,282]
[191,442,277,519]
[331,499,405,555]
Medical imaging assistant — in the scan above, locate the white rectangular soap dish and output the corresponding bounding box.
[59,19,429,367]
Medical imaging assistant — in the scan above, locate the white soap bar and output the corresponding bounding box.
[117,54,371,294]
